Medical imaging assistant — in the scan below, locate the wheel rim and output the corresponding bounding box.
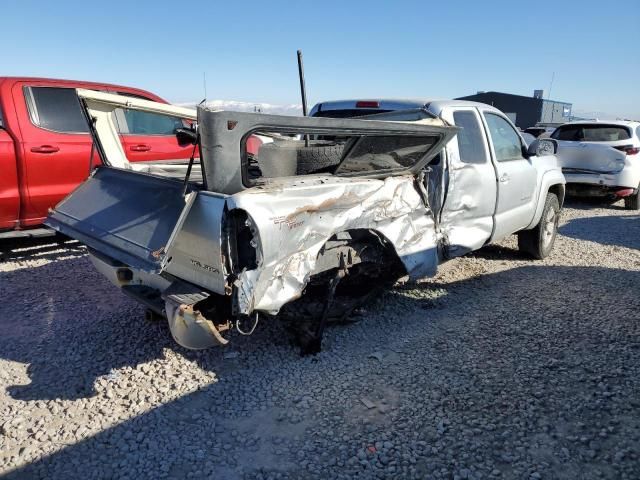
[542,206,558,248]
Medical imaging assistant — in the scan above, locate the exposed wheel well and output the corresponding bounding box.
[279,228,405,326]
[313,228,406,278]
[548,183,565,207]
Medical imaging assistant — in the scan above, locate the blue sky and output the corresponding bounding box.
[2,0,639,118]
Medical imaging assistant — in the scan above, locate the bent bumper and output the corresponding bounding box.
[563,167,640,194]
[89,251,231,350]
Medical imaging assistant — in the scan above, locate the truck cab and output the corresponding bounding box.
[310,99,566,257]
[0,77,195,237]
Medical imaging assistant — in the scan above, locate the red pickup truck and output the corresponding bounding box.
[0,77,195,238]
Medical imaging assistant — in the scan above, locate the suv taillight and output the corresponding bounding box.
[614,145,639,155]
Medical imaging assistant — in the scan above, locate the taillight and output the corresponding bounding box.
[246,135,263,156]
[614,145,639,155]
[615,188,635,197]
[355,100,380,108]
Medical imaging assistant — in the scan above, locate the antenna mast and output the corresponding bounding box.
[203,72,207,102]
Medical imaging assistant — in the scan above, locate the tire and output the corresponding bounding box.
[517,192,560,260]
[256,140,344,178]
[295,142,344,174]
[624,187,639,210]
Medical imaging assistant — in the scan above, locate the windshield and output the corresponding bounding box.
[335,135,437,174]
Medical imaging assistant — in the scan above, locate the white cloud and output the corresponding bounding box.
[177,100,303,116]
[571,109,635,121]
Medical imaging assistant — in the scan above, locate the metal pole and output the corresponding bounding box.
[297,50,309,146]
[547,72,555,100]
[297,50,308,117]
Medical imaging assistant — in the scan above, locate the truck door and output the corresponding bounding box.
[438,107,497,256]
[12,83,98,224]
[0,124,20,229]
[110,91,195,164]
[480,110,537,240]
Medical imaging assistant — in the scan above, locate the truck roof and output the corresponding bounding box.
[0,76,165,102]
[310,98,501,117]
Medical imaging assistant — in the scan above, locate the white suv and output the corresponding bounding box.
[550,120,640,209]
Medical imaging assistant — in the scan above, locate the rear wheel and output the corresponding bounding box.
[280,231,404,355]
[518,192,560,259]
[624,186,639,210]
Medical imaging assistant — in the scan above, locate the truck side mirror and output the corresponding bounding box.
[527,138,558,157]
[175,127,198,147]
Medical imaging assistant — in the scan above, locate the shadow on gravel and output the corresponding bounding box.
[0,255,172,401]
[469,244,525,261]
[564,197,626,211]
[0,254,294,402]
[4,265,640,479]
[561,214,640,250]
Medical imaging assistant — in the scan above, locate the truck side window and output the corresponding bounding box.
[25,87,89,133]
[452,111,487,164]
[120,109,183,135]
[114,92,183,135]
[484,113,523,162]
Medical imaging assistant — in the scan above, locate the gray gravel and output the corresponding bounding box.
[1,199,639,479]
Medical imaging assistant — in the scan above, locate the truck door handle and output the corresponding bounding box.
[30,145,60,154]
[499,173,510,183]
[129,144,151,152]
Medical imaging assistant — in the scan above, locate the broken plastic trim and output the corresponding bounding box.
[163,280,231,349]
[165,300,230,349]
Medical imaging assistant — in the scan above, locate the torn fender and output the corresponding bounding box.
[227,175,439,314]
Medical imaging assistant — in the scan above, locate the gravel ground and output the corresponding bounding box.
[0,199,639,480]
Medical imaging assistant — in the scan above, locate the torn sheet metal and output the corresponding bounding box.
[437,143,496,257]
[51,90,460,350]
[227,174,439,314]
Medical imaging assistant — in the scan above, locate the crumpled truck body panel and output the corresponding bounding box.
[227,175,438,314]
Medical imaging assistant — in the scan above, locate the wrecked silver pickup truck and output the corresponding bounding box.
[46,90,565,353]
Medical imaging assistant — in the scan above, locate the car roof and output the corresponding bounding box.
[559,119,640,128]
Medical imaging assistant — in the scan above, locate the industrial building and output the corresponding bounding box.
[456,90,572,129]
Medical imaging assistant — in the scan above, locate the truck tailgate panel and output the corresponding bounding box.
[45,167,195,272]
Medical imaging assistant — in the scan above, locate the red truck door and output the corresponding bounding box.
[12,83,99,225]
[110,90,195,163]
[0,124,20,229]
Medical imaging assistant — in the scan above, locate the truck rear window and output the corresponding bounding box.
[243,129,438,183]
[552,124,631,142]
[312,109,392,118]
